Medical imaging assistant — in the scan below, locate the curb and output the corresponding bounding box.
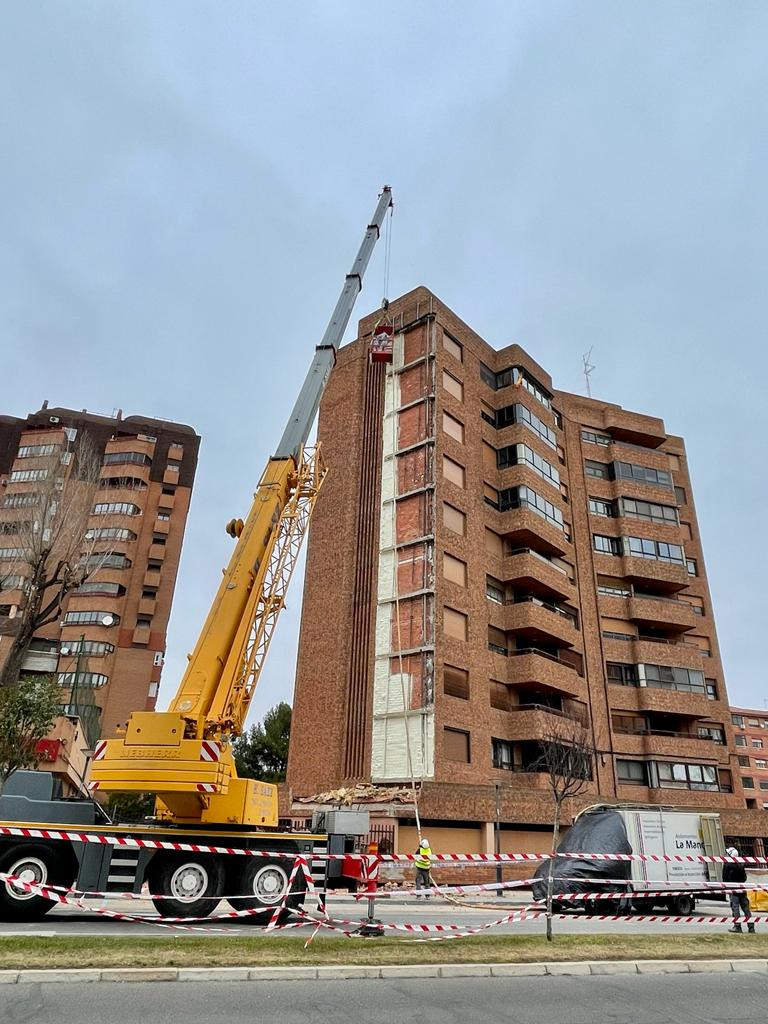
[0,959,766,984]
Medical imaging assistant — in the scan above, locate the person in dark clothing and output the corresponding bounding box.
[723,847,755,933]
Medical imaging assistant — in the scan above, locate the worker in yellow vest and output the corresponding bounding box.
[414,837,433,898]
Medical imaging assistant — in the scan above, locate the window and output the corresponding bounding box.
[748,718,760,727]
[743,777,755,789]
[443,333,463,362]
[2,493,39,508]
[103,451,151,467]
[606,662,638,686]
[0,547,26,560]
[589,498,614,518]
[643,663,706,694]
[732,714,745,727]
[738,756,750,767]
[0,575,26,590]
[617,759,648,785]
[500,485,564,530]
[85,527,137,542]
[614,461,673,488]
[0,521,29,535]
[675,486,687,505]
[59,640,114,657]
[483,483,499,509]
[92,502,141,516]
[705,680,718,701]
[486,576,504,604]
[620,497,678,525]
[502,403,556,448]
[443,553,467,586]
[735,736,747,747]
[625,536,685,565]
[443,503,466,536]
[497,444,560,488]
[444,607,468,641]
[17,444,57,458]
[697,726,725,744]
[752,739,764,749]
[443,412,464,443]
[442,456,465,488]
[82,553,131,571]
[656,761,718,791]
[758,760,768,770]
[162,486,176,496]
[9,469,49,482]
[444,727,470,762]
[157,512,171,522]
[759,782,768,791]
[686,559,698,577]
[151,535,167,546]
[487,626,507,656]
[594,535,623,556]
[597,579,631,597]
[75,581,125,597]
[585,460,609,479]
[57,672,108,689]
[444,665,469,700]
[62,610,120,626]
[442,371,463,401]
[100,476,147,491]
[492,738,514,770]
[582,429,611,446]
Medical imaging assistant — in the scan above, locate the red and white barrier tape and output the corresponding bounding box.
[1,825,766,865]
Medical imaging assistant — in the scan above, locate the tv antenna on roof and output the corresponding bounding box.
[582,348,595,398]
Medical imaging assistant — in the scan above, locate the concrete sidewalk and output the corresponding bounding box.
[1,959,766,984]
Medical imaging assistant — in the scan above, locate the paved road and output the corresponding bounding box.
[1,974,765,1023]
[0,895,745,937]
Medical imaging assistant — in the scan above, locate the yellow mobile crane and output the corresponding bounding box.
[0,188,392,921]
[90,186,393,826]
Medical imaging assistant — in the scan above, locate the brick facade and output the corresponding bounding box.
[0,404,199,740]
[288,287,765,850]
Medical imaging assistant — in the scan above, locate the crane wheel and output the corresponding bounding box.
[148,854,225,918]
[0,844,75,921]
[228,857,307,923]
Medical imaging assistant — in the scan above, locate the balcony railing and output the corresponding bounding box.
[505,547,569,576]
[613,725,725,744]
[487,592,579,628]
[511,703,589,725]
[602,631,703,651]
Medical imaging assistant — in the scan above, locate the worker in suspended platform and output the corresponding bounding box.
[414,837,433,898]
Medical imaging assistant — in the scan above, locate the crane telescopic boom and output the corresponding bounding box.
[90,187,393,827]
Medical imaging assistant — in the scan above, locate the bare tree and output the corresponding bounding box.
[532,723,595,941]
[0,435,115,690]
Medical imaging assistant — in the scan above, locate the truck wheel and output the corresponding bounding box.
[0,845,68,921]
[149,855,224,918]
[231,858,308,920]
[668,895,695,915]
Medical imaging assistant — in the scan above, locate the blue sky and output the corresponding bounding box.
[1,2,766,720]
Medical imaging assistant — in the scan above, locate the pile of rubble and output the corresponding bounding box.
[295,782,416,806]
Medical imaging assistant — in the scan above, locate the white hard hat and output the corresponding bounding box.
[726,847,739,857]
[419,837,429,847]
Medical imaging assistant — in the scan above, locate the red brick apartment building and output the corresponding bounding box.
[0,404,199,743]
[731,707,768,814]
[288,287,767,855]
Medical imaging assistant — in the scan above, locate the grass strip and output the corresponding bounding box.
[0,933,766,970]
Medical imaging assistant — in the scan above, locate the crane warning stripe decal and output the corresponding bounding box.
[200,741,221,762]
[196,783,217,793]
[93,741,107,761]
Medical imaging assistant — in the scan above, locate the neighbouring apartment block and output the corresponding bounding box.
[731,707,768,816]
[288,286,767,854]
[0,404,199,755]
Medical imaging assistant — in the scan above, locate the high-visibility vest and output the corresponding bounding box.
[415,845,432,870]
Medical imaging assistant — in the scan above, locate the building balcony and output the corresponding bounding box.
[163,465,181,486]
[153,518,170,536]
[157,491,175,511]
[502,548,575,601]
[144,569,162,590]
[100,463,151,488]
[494,507,568,557]
[608,684,716,719]
[20,651,58,674]
[602,634,708,671]
[594,553,688,593]
[505,649,586,700]
[495,705,588,743]
[599,593,697,633]
[133,624,151,645]
[504,598,579,648]
[600,408,666,449]
[148,543,166,562]
[138,597,157,617]
[613,730,727,761]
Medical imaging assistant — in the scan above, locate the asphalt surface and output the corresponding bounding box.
[1,974,764,1023]
[0,894,745,937]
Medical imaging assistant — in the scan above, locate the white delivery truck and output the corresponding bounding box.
[533,803,726,914]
